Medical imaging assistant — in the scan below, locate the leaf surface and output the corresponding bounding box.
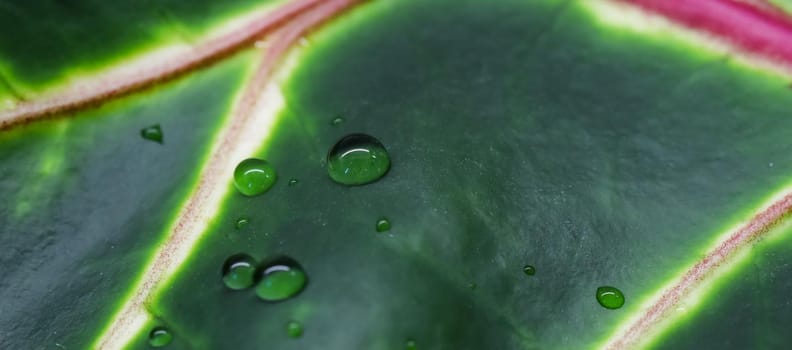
[2,0,792,349]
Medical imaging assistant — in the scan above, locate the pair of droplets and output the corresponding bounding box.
[233,133,391,196]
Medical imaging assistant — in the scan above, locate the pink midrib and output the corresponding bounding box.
[625,0,792,66]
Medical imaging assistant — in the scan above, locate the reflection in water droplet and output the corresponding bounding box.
[140,125,163,144]
[523,265,536,276]
[222,254,256,290]
[148,326,173,347]
[327,134,390,186]
[235,217,249,230]
[287,321,304,338]
[233,158,277,196]
[376,218,391,232]
[254,256,308,302]
[406,339,417,350]
[596,286,625,309]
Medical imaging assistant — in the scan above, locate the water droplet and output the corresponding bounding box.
[288,178,299,186]
[596,286,625,309]
[331,116,345,126]
[254,256,308,302]
[148,326,173,347]
[287,321,303,338]
[769,162,775,168]
[523,265,536,276]
[235,217,249,230]
[467,282,477,290]
[327,134,390,186]
[376,218,391,232]
[406,339,417,350]
[222,254,256,290]
[234,158,277,196]
[141,124,163,144]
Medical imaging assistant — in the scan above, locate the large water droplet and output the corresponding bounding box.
[222,254,256,290]
[406,339,417,350]
[523,265,536,276]
[596,286,625,309]
[376,217,391,232]
[287,321,304,338]
[141,125,163,144]
[327,134,390,186]
[254,256,308,302]
[234,158,277,196]
[148,326,173,347]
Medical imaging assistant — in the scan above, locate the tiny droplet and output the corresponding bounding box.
[233,158,277,196]
[254,256,308,302]
[287,321,304,338]
[235,217,249,230]
[376,218,391,232]
[331,116,345,126]
[596,286,625,309]
[148,326,173,347]
[327,134,390,186]
[141,125,163,144]
[288,178,299,186]
[523,265,536,276]
[222,254,256,290]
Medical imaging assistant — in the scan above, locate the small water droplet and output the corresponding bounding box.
[140,125,163,144]
[376,218,391,232]
[596,286,625,309]
[467,282,477,290]
[288,178,299,186]
[234,158,277,196]
[287,321,303,338]
[331,116,345,126]
[148,326,173,347]
[769,162,775,168]
[406,339,417,350]
[254,256,308,302]
[222,254,256,290]
[523,265,536,276]
[327,134,390,186]
[235,217,249,230]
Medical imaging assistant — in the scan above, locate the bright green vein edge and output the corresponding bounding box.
[89,51,258,349]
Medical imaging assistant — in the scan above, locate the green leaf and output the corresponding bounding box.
[0,52,253,348]
[2,0,792,349]
[0,0,277,91]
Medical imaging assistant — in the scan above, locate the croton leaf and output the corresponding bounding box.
[2,0,792,349]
